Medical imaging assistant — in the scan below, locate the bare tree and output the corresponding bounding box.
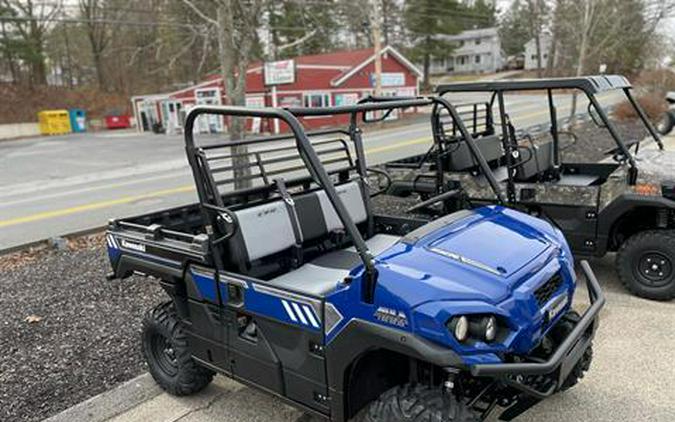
[567,0,593,125]
[524,0,548,78]
[183,0,264,189]
[1,0,61,86]
[562,0,675,123]
[79,0,120,90]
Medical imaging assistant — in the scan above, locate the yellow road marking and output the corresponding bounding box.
[0,185,194,228]
[365,136,431,154]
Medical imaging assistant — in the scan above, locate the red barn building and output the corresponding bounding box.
[131,46,422,134]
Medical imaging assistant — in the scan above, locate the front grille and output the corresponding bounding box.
[534,273,563,306]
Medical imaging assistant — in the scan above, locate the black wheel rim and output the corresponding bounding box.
[635,251,673,287]
[150,332,178,376]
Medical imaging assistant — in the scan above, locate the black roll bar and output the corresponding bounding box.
[437,81,644,189]
[433,97,506,204]
[585,93,638,169]
[184,105,377,294]
[624,88,665,150]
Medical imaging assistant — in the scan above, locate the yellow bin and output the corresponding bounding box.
[38,110,72,135]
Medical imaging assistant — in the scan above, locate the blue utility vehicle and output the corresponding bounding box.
[106,98,604,421]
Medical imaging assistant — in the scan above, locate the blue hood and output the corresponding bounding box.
[373,206,562,306]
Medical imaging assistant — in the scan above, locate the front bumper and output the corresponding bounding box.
[469,260,605,398]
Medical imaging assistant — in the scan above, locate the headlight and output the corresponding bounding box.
[483,316,497,342]
[448,316,469,342]
[448,314,501,343]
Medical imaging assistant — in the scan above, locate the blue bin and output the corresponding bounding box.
[69,109,87,133]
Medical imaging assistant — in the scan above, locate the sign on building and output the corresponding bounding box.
[370,72,405,87]
[264,60,296,85]
[335,93,359,106]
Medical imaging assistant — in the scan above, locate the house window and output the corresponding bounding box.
[531,54,537,60]
[303,93,331,108]
[475,55,481,64]
[475,38,481,45]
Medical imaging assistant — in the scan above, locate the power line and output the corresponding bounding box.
[0,15,197,28]
[0,15,311,31]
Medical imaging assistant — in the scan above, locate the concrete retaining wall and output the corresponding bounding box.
[0,122,40,140]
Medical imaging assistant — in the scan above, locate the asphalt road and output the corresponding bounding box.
[46,256,675,422]
[0,91,623,250]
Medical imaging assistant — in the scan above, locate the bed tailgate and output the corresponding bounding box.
[106,221,211,282]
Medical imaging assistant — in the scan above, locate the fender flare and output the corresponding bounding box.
[598,194,675,247]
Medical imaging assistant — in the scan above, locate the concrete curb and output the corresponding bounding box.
[44,373,163,422]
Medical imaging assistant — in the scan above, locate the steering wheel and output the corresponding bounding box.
[366,167,392,197]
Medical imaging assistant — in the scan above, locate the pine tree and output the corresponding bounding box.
[404,0,464,89]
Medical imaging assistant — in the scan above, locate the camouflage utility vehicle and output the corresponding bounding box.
[385,76,675,300]
[105,99,604,421]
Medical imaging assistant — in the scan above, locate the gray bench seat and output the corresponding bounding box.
[268,234,400,297]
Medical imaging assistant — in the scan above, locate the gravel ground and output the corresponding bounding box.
[0,235,164,422]
[546,119,650,163]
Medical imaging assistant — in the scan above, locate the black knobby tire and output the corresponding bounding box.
[549,311,593,392]
[656,112,675,135]
[357,384,481,422]
[142,301,214,396]
[616,230,675,301]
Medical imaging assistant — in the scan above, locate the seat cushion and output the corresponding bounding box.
[268,234,400,297]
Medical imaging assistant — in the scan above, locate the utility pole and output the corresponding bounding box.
[369,0,383,98]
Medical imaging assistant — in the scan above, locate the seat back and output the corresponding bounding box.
[295,180,368,240]
[444,134,504,171]
[515,141,553,181]
[234,200,297,262]
[226,180,369,271]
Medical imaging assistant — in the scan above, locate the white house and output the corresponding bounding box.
[524,34,552,70]
[430,27,504,74]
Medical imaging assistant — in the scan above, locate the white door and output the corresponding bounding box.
[195,88,223,133]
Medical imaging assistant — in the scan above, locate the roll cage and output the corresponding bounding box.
[182,97,502,303]
[436,75,664,201]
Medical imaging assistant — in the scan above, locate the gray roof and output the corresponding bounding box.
[436,75,632,94]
